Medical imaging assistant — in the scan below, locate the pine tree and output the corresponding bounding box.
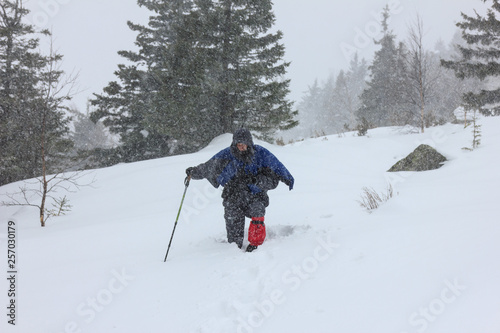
[333,54,367,130]
[91,0,296,162]
[295,53,367,136]
[0,0,72,186]
[71,104,111,151]
[90,0,193,161]
[356,6,409,128]
[207,0,297,139]
[320,74,340,134]
[430,32,482,125]
[441,0,500,115]
[296,79,325,136]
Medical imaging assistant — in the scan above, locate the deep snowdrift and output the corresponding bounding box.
[1,117,499,333]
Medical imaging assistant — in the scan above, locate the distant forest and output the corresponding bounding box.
[1,0,499,187]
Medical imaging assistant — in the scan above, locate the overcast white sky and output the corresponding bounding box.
[23,0,489,111]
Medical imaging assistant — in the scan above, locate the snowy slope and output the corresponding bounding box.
[1,117,500,333]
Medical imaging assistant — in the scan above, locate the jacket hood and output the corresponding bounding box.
[232,128,254,147]
[231,128,254,162]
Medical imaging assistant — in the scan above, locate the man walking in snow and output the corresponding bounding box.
[186,128,294,252]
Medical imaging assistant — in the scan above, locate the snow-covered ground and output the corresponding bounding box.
[1,117,499,333]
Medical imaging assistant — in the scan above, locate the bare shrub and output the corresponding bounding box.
[358,183,394,212]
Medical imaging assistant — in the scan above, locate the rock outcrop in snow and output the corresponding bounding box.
[388,144,447,172]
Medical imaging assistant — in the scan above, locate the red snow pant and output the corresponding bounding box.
[248,217,266,246]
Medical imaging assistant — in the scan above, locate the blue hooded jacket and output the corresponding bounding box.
[190,129,294,201]
[213,144,294,191]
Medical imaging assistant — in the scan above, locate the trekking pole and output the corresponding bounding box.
[163,176,191,262]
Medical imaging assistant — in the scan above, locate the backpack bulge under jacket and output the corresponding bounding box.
[189,143,294,204]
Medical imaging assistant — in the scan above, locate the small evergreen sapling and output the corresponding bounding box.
[472,109,482,149]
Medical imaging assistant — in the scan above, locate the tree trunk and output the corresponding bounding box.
[40,108,47,227]
[420,88,425,133]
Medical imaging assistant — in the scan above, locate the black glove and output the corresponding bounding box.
[186,167,195,177]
